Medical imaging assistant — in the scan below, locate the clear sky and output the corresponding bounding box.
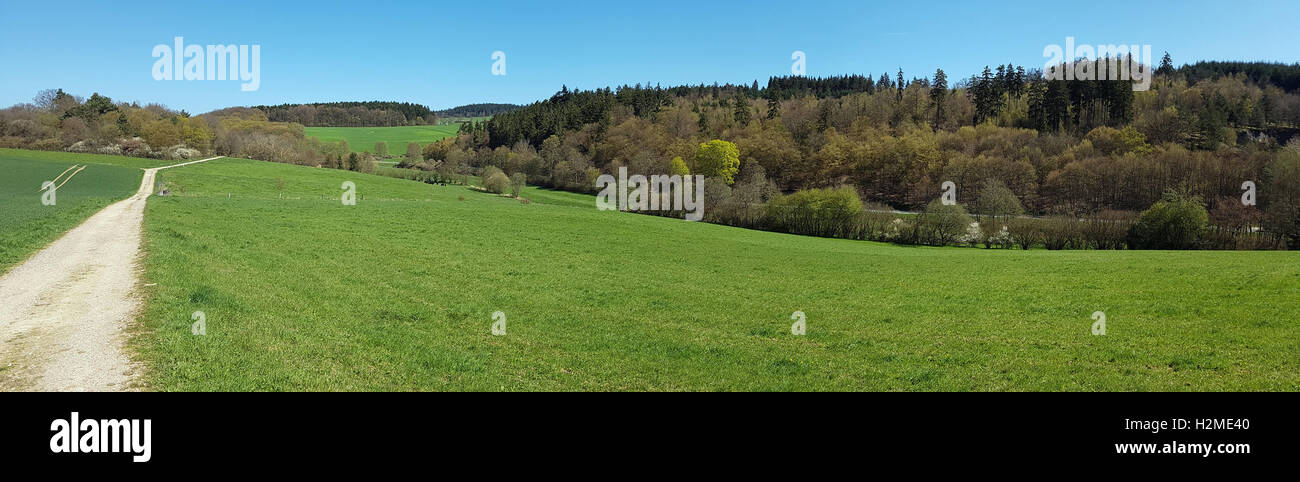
[2,0,1297,114]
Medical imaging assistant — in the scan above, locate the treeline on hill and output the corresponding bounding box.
[401,58,1300,250]
[251,101,439,127]
[436,103,521,118]
[4,58,1300,250]
[1176,61,1300,93]
[0,92,404,175]
[0,89,213,159]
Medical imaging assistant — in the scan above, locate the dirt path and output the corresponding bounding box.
[0,156,221,391]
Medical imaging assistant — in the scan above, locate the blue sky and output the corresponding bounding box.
[2,0,1297,114]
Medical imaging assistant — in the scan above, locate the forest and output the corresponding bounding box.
[436,103,521,118]
[250,101,439,127]
[415,58,1300,249]
[3,57,1299,250]
[247,101,523,126]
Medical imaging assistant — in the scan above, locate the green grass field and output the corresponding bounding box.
[438,116,491,125]
[304,125,460,156]
[135,156,1300,391]
[0,149,157,273]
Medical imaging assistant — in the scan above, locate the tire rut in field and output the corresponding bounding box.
[0,156,221,391]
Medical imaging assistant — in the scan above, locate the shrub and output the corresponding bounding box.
[915,200,973,246]
[355,153,376,173]
[1081,210,1135,249]
[405,142,421,162]
[509,172,526,197]
[421,138,456,163]
[765,186,863,238]
[1127,191,1209,249]
[974,179,1024,221]
[166,145,202,159]
[483,168,511,194]
[984,223,1013,248]
[1084,125,1150,155]
[140,119,181,149]
[1007,218,1043,249]
[32,138,62,151]
[1263,198,1300,246]
[1209,196,1262,232]
[851,210,898,241]
[701,177,733,220]
[120,137,151,157]
[1203,227,1287,250]
[6,119,41,139]
[480,166,504,183]
[961,221,984,247]
[883,217,917,244]
[1040,218,1082,250]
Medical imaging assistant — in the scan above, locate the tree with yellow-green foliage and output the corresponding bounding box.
[669,156,690,176]
[694,139,739,184]
[177,116,213,151]
[140,119,181,148]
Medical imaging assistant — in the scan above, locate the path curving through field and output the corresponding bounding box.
[0,156,221,391]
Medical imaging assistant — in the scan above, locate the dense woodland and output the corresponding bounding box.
[3,57,1300,249]
[417,58,1300,249]
[244,101,522,126]
[250,101,439,126]
[436,103,521,118]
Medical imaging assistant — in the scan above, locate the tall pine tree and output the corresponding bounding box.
[896,69,906,103]
[930,68,948,128]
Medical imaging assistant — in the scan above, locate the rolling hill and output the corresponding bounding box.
[132,156,1300,390]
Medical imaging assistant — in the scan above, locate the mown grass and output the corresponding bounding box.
[0,149,151,273]
[304,125,459,155]
[136,157,1300,391]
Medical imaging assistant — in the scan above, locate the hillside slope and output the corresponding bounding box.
[136,158,1300,391]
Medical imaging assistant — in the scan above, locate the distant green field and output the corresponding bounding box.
[136,157,1300,391]
[0,149,149,272]
[438,116,491,125]
[304,125,460,156]
[0,148,178,169]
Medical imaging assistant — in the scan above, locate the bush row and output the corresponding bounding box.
[706,186,1287,250]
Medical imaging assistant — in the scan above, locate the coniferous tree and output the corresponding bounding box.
[734,95,752,126]
[1025,80,1047,130]
[995,64,1008,98]
[1157,52,1175,76]
[930,69,948,128]
[1013,66,1026,97]
[896,69,905,103]
[1045,79,1071,131]
[765,93,781,119]
[973,66,1003,123]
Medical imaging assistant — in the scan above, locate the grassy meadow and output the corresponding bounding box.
[134,156,1300,391]
[304,125,460,156]
[438,116,491,124]
[0,149,157,273]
